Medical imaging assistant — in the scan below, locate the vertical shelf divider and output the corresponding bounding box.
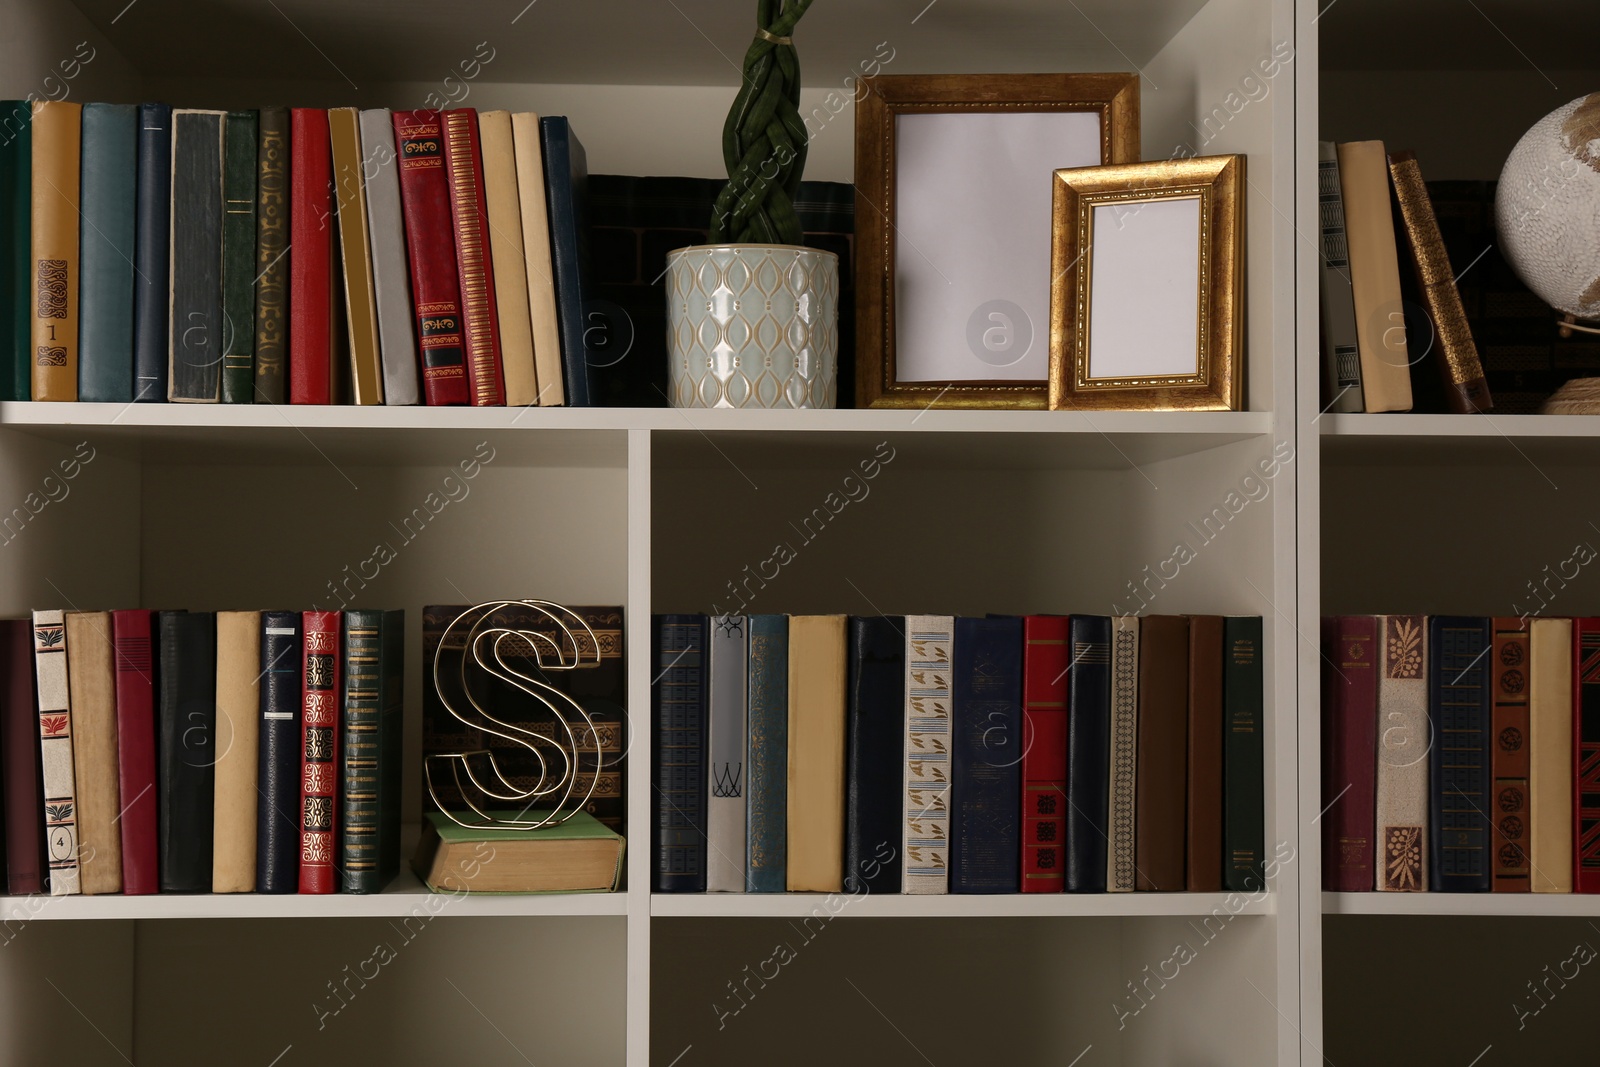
[625,427,653,1067]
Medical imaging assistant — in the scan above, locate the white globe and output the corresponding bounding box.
[1495,92,1600,320]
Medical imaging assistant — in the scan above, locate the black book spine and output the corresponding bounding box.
[157,611,215,892]
[255,611,301,892]
[1222,616,1266,892]
[132,102,170,402]
[949,616,1024,894]
[653,614,707,892]
[253,105,290,404]
[1066,615,1112,892]
[168,110,224,401]
[845,615,905,893]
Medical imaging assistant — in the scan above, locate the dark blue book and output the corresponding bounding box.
[949,615,1024,893]
[1065,615,1111,892]
[745,614,788,892]
[0,101,28,402]
[132,103,171,402]
[654,614,708,893]
[79,103,138,402]
[255,611,301,893]
[1429,615,1492,892]
[539,116,593,406]
[845,616,905,893]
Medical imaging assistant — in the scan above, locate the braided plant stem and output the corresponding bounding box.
[708,0,814,245]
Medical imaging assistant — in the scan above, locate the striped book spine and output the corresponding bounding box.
[33,609,80,894]
[441,108,504,406]
[1106,616,1140,892]
[903,615,954,894]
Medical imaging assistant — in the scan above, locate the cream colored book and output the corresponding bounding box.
[1374,615,1428,891]
[213,611,261,892]
[33,609,80,895]
[64,612,121,894]
[904,614,954,894]
[510,112,565,405]
[787,615,847,892]
[1530,618,1573,893]
[1336,140,1412,413]
[478,110,539,406]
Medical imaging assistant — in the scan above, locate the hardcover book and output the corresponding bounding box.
[414,810,624,893]
[168,109,226,402]
[706,615,748,893]
[256,611,302,893]
[289,108,333,404]
[1021,615,1068,893]
[1336,140,1412,412]
[1489,617,1530,891]
[1066,615,1111,893]
[299,611,341,894]
[392,110,470,404]
[132,103,171,402]
[441,108,505,405]
[1316,141,1363,413]
[1529,618,1572,893]
[1576,619,1600,894]
[1375,615,1428,891]
[477,110,539,406]
[33,609,79,894]
[357,108,421,406]
[1,101,29,402]
[904,614,954,895]
[1429,616,1491,892]
[1106,616,1140,892]
[2,619,45,894]
[845,616,905,894]
[220,110,257,403]
[253,106,290,405]
[30,101,81,402]
[1186,615,1224,893]
[1135,615,1189,891]
[111,609,158,895]
[510,112,564,404]
[213,611,261,892]
[653,614,708,892]
[540,116,593,406]
[949,616,1023,894]
[745,614,788,892]
[64,611,121,894]
[328,107,384,405]
[157,610,216,893]
[1323,615,1377,891]
[787,615,847,892]
[77,102,137,403]
[1222,616,1265,892]
[341,609,404,893]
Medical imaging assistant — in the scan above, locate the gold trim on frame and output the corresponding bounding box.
[1047,154,1245,412]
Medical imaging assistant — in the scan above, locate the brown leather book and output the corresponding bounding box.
[64,611,122,894]
[1135,615,1189,891]
[1489,617,1530,892]
[1186,615,1224,892]
[786,614,848,892]
[30,100,82,401]
[213,611,261,892]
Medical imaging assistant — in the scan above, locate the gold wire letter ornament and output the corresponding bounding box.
[424,601,604,830]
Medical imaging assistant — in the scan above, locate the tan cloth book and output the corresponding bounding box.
[786,614,847,892]
[1530,618,1573,893]
[1336,140,1412,413]
[511,112,565,405]
[478,110,539,406]
[213,611,261,892]
[329,107,384,405]
[30,100,81,401]
[65,612,121,894]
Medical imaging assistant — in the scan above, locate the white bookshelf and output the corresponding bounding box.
[0,0,1309,1063]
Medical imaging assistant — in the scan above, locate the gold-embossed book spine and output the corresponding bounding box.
[441,109,505,406]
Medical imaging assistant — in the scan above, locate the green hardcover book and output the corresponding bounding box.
[0,102,29,401]
[221,110,257,403]
[78,103,138,402]
[1222,615,1266,892]
[413,810,625,893]
[254,106,289,405]
[340,608,404,893]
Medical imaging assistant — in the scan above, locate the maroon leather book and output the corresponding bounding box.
[1576,618,1600,894]
[440,108,505,406]
[1020,615,1068,892]
[299,611,341,894]
[1490,617,1531,892]
[1323,615,1378,892]
[289,108,332,405]
[1134,615,1189,891]
[1186,615,1225,892]
[112,610,159,895]
[2,619,44,894]
[392,110,470,405]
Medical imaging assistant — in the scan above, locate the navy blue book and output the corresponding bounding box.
[1066,615,1112,892]
[132,103,171,402]
[540,116,593,406]
[654,614,708,892]
[745,614,788,892]
[255,611,302,893]
[79,103,138,402]
[949,615,1024,893]
[1429,616,1492,892]
[845,616,905,894]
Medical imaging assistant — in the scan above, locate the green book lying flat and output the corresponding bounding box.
[412,810,625,894]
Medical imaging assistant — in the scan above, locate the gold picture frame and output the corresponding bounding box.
[854,72,1140,409]
[1047,154,1245,412]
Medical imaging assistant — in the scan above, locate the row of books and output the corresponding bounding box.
[1318,140,1493,414]
[2,101,596,407]
[0,609,404,897]
[652,613,1265,895]
[1321,615,1600,893]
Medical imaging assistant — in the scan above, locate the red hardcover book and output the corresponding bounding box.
[289,108,333,404]
[299,611,341,894]
[111,610,158,895]
[1020,615,1068,892]
[1491,617,1531,892]
[392,110,470,405]
[2,619,45,895]
[1575,619,1600,893]
[441,108,505,406]
[1322,616,1378,892]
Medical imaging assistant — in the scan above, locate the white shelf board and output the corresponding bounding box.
[652,891,1275,918]
[1323,892,1600,917]
[1320,413,1600,438]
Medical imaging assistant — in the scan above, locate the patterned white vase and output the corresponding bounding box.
[666,244,839,408]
